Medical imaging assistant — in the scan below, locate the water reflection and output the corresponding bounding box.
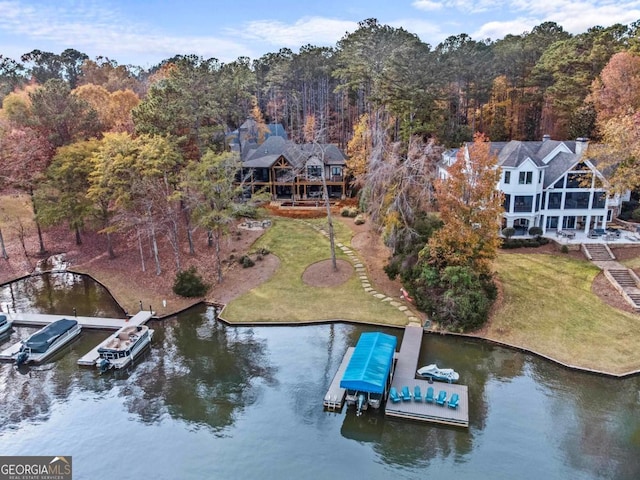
[0,273,639,478]
[117,306,276,433]
[0,272,125,318]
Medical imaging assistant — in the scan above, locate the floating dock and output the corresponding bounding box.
[386,324,469,427]
[0,311,153,363]
[326,324,470,428]
[323,347,354,410]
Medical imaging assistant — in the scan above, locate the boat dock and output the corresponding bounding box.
[323,347,355,410]
[325,324,469,428]
[385,324,469,427]
[0,311,153,362]
[4,310,152,330]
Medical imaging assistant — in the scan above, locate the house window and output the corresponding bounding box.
[535,193,541,212]
[503,194,511,212]
[307,165,322,179]
[554,177,564,189]
[592,192,606,209]
[564,192,590,209]
[566,172,591,188]
[331,166,342,180]
[514,195,533,212]
[539,171,543,183]
[548,192,562,209]
[519,172,533,184]
[504,171,511,184]
[541,192,546,210]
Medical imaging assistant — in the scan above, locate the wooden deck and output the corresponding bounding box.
[5,310,152,329]
[324,324,470,427]
[0,311,153,363]
[386,324,469,427]
[323,347,354,410]
[385,381,469,427]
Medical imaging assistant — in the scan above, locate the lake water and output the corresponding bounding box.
[0,274,639,479]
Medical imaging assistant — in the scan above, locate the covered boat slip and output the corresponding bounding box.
[339,332,397,397]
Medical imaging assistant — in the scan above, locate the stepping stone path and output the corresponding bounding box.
[302,220,424,325]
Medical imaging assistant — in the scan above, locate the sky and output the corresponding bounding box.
[0,0,639,67]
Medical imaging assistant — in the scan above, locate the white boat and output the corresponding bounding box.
[96,324,153,372]
[416,364,460,383]
[0,314,12,336]
[15,318,82,365]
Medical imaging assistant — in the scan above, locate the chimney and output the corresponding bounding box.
[542,134,551,142]
[575,137,588,156]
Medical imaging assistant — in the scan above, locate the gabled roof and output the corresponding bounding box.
[340,332,397,394]
[242,137,346,168]
[543,151,578,188]
[495,141,544,168]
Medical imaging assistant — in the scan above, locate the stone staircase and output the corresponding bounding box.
[603,267,640,311]
[582,243,615,261]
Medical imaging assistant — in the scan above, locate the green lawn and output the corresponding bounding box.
[620,255,640,270]
[487,253,640,374]
[221,217,410,325]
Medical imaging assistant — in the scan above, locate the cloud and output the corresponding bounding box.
[232,16,358,49]
[470,0,640,40]
[0,0,252,65]
[412,0,444,11]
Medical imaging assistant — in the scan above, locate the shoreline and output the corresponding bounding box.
[3,268,639,378]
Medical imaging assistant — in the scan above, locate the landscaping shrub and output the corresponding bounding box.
[410,265,496,332]
[501,237,550,249]
[340,206,358,217]
[501,227,516,239]
[561,245,569,254]
[172,267,210,298]
[633,207,640,222]
[354,214,366,225]
[528,226,543,237]
[238,255,255,268]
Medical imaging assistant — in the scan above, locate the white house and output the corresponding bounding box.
[438,136,626,235]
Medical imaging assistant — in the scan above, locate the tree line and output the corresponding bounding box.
[2,17,640,325]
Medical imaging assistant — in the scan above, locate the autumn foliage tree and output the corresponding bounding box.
[588,51,640,193]
[401,133,502,332]
[426,133,503,275]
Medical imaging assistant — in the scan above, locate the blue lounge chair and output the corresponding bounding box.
[425,386,434,403]
[401,386,411,401]
[448,393,460,409]
[414,385,422,402]
[389,387,401,403]
[436,390,447,406]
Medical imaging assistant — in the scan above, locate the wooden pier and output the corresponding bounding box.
[385,324,469,427]
[323,347,354,410]
[325,324,470,428]
[0,311,153,363]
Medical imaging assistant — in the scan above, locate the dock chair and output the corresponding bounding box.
[447,393,460,409]
[401,386,411,401]
[413,385,422,402]
[425,386,434,403]
[436,390,447,406]
[389,387,401,403]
